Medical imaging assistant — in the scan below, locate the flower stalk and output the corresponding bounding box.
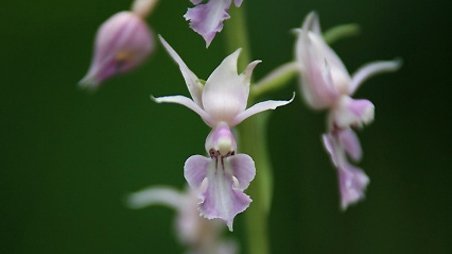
[224,5,271,254]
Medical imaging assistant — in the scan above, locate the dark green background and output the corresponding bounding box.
[1,0,451,253]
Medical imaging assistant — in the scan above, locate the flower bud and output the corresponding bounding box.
[80,11,154,89]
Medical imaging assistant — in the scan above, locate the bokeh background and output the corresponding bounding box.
[2,0,452,253]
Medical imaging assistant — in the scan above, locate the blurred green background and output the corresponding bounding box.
[1,0,451,253]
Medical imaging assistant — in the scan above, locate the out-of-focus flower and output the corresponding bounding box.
[154,36,293,128]
[184,0,244,47]
[185,122,255,230]
[128,186,237,254]
[80,11,154,89]
[295,12,401,209]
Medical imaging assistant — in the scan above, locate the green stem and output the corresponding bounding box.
[252,62,298,98]
[323,23,360,45]
[224,5,271,254]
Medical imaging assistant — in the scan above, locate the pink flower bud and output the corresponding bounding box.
[80,11,154,89]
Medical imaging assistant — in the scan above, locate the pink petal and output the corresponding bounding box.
[184,0,232,47]
[349,59,402,95]
[228,154,255,190]
[332,96,375,128]
[338,128,362,161]
[232,93,294,126]
[152,95,215,126]
[158,36,204,105]
[200,159,252,231]
[338,163,370,210]
[80,11,153,89]
[184,155,210,189]
[184,153,254,231]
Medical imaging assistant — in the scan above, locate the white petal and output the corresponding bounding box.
[296,13,351,109]
[152,95,215,126]
[232,93,294,126]
[202,49,254,125]
[127,186,183,209]
[349,59,402,94]
[158,36,204,105]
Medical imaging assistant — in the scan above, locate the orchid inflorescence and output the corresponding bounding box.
[81,0,400,252]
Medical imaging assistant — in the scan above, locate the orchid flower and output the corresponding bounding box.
[154,36,292,228]
[184,0,244,47]
[128,186,237,254]
[80,1,158,89]
[295,12,401,209]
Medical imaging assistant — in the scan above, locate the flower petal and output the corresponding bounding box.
[338,163,369,210]
[349,59,402,94]
[184,155,211,189]
[332,96,374,128]
[152,95,215,126]
[228,154,255,190]
[184,0,232,47]
[127,186,183,209]
[80,12,153,89]
[296,12,350,109]
[200,159,251,231]
[322,133,340,167]
[232,93,294,126]
[158,36,204,105]
[202,49,256,125]
[338,128,362,162]
[323,131,369,210]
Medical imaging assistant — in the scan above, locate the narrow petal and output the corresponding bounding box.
[349,59,402,94]
[332,96,374,128]
[184,155,211,189]
[184,0,232,47]
[232,93,294,126]
[152,95,215,126]
[322,133,339,167]
[80,12,153,89]
[303,11,322,35]
[338,164,370,210]
[228,154,255,190]
[202,49,254,125]
[242,60,262,84]
[127,186,183,209]
[200,160,251,231]
[338,128,362,161]
[159,36,204,105]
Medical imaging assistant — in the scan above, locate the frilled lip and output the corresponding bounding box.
[184,0,244,47]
